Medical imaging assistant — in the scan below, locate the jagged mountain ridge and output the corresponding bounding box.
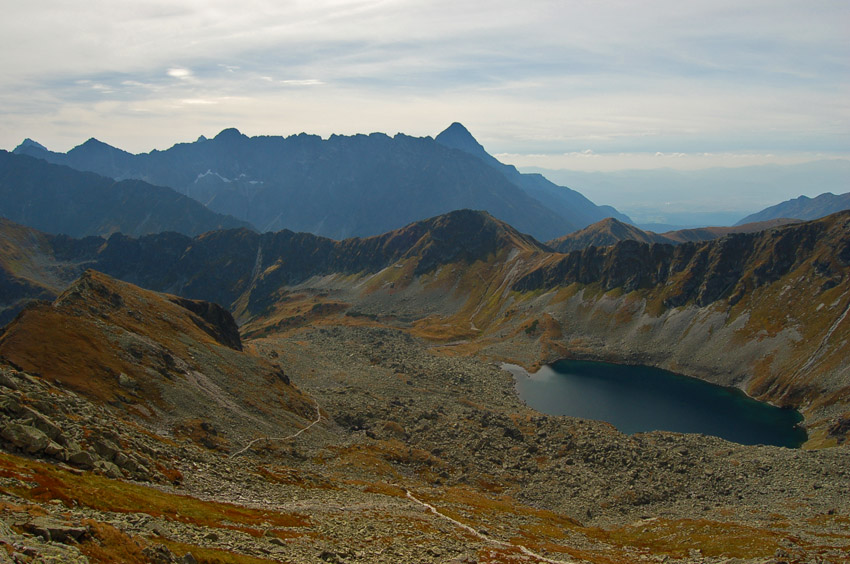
[2,209,846,332]
[0,150,251,238]
[661,218,802,243]
[0,209,548,323]
[737,191,850,225]
[547,216,803,252]
[13,125,626,241]
[519,214,850,307]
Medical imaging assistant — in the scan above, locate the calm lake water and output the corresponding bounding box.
[509,360,806,448]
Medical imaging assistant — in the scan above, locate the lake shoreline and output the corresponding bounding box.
[503,360,807,448]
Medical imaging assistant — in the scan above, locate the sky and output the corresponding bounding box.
[1,0,848,181]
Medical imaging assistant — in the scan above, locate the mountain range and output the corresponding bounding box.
[13,124,630,241]
[736,191,850,225]
[0,150,250,238]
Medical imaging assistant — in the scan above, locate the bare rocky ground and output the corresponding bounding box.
[1,323,849,563]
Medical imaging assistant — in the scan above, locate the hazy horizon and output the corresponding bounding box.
[2,1,847,165]
[3,1,848,225]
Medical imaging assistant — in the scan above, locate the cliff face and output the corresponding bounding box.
[517,214,848,309]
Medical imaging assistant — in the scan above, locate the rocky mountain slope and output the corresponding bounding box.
[0,270,848,563]
[0,209,547,324]
[737,191,850,225]
[0,151,250,238]
[13,125,626,241]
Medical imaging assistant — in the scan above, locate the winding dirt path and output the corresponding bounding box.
[229,400,323,458]
[404,489,580,564]
[229,394,580,562]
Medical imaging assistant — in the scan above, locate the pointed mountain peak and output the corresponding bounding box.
[436,122,480,145]
[398,209,547,272]
[13,138,48,153]
[213,128,245,141]
[547,217,672,252]
[435,122,492,163]
[80,137,109,148]
[66,137,131,157]
[439,122,473,138]
[597,217,624,227]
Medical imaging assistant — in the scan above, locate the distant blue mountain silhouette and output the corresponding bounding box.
[14,124,629,241]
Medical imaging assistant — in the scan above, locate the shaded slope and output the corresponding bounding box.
[0,151,251,238]
[0,218,76,325]
[435,122,632,230]
[516,212,850,307]
[15,130,573,241]
[737,192,850,225]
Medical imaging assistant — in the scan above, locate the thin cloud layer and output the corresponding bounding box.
[1,0,847,167]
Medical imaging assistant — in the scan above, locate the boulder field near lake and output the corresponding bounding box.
[0,209,849,562]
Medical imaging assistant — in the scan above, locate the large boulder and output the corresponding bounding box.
[1,423,49,454]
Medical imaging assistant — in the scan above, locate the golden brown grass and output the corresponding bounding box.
[79,520,150,564]
[0,452,309,533]
[591,518,792,559]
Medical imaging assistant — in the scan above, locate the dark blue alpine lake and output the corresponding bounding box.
[509,360,806,448]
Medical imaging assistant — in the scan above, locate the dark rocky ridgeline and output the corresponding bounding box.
[514,210,850,308]
[3,208,847,320]
[435,122,633,229]
[14,126,619,241]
